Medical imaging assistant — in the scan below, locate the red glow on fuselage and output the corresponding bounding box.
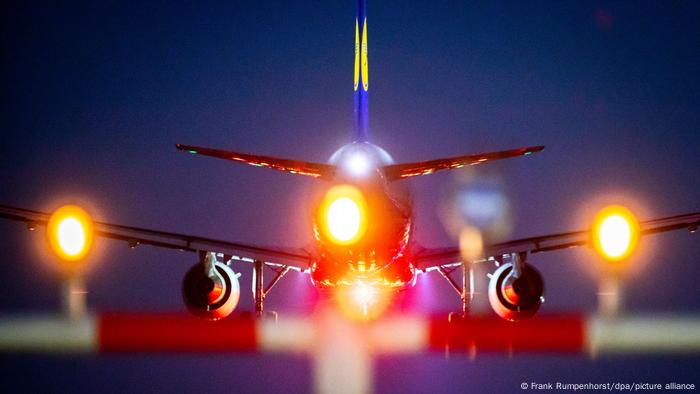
[310,145,415,291]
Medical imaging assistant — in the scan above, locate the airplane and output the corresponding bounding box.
[1,0,698,322]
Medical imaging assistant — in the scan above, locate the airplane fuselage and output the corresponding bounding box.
[309,142,417,290]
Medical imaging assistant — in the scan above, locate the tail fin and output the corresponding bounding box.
[354,0,369,142]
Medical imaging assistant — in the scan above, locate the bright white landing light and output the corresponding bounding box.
[327,197,361,242]
[57,217,87,256]
[352,283,376,316]
[598,214,631,258]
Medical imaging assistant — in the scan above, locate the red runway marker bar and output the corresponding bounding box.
[0,313,699,355]
[429,314,585,353]
[98,313,257,353]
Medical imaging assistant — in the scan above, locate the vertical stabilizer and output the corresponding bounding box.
[354,0,369,142]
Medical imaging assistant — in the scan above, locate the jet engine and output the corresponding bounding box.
[488,262,544,321]
[182,259,240,320]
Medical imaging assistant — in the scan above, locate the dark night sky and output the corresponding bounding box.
[1,1,699,393]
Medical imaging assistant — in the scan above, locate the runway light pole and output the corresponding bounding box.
[46,205,94,319]
[591,205,640,318]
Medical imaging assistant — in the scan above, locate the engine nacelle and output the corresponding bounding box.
[182,261,240,320]
[488,262,544,321]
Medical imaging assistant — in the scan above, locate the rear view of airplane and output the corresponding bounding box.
[1,0,698,322]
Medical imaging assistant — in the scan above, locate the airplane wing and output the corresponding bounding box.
[414,211,700,270]
[176,144,336,179]
[0,204,313,271]
[381,145,544,180]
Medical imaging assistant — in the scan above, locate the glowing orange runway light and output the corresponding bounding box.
[46,205,94,270]
[591,205,639,262]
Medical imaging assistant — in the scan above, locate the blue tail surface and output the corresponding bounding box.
[354,0,369,142]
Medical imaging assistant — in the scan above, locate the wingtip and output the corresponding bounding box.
[175,144,200,154]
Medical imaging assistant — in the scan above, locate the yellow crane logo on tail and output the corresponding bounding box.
[354,19,360,91]
[361,18,368,91]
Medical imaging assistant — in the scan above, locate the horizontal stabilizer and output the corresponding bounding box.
[382,145,544,180]
[176,144,335,179]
